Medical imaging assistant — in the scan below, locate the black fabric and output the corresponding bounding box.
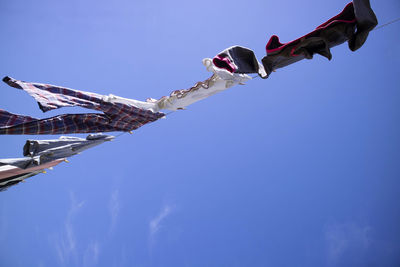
[213,46,262,75]
[349,0,378,51]
[0,172,38,191]
[261,1,377,77]
[0,180,21,191]
[262,3,357,77]
[228,46,260,74]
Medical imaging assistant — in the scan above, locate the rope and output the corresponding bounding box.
[373,17,400,31]
[115,131,127,138]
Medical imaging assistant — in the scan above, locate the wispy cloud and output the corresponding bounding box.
[148,204,173,248]
[325,222,371,264]
[149,205,172,237]
[108,189,120,235]
[0,203,7,243]
[53,192,85,266]
[83,241,100,267]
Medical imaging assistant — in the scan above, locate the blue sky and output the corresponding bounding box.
[1,0,399,266]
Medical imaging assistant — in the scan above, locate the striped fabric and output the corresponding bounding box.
[0,77,165,135]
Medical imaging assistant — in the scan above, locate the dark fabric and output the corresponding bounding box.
[213,46,263,75]
[0,77,165,135]
[0,172,40,191]
[262,3,357,77]
[349,0,378,51]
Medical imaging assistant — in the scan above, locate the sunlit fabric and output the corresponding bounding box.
[0,159,64,191]
[0,77,165,135]
[155,58,251,111]
[0,134,114,190]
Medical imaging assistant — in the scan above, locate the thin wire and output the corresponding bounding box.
[164,110,177,116]
[115,131,127,138]
[372,17,400,31]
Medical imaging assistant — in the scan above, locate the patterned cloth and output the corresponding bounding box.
[0,77,165,135]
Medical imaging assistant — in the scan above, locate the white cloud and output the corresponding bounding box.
[148,204,174,249]
[83,241,100,267]
[325,222,371,264]
[53,192,85,266]
[149,205,172,237]
[108,189,120,235]
[0,203,6,243]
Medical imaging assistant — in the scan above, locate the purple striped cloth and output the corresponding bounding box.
[0,77,165,135]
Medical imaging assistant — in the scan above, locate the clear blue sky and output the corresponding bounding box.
[1,0,399,266]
